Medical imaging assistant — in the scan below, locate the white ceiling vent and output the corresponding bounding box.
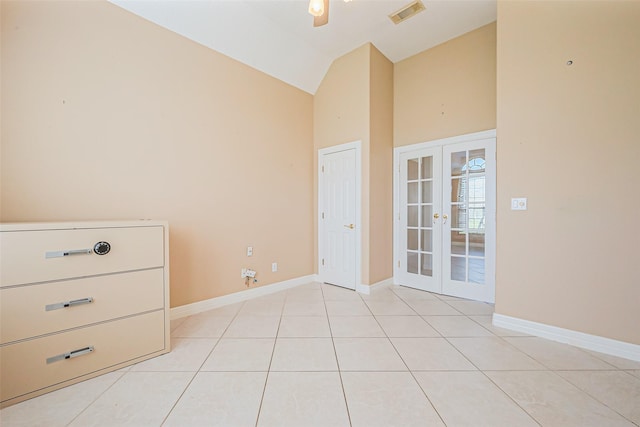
[389,0,426,25]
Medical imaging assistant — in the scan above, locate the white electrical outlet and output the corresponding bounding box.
[247,246,253,256]
[241,268,247,278]
[245,269,256,278]
[511,198,527,210]
[272,262,278,272]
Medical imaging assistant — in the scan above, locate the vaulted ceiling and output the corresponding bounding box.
[110,0,496,94]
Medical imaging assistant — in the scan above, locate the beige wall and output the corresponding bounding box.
[496,1,640,344]
[313,43,370,283]
[369,46,394,284]
[0,0,314,308]
[313,44,370,150]
[313,43,394,286]
[394,22,497,146]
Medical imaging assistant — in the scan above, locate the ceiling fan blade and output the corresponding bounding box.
[313,0,329,27]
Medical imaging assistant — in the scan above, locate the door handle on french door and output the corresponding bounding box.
[433,213,439,224]
[442,214,448,224]
[344,224,355,229]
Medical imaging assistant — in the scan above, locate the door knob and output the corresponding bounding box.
[442,214,448,224]
[344,224,355,229]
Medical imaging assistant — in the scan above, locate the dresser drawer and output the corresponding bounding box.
[0,225,164,287]
[0,268,165,345]
[0,310,166,403]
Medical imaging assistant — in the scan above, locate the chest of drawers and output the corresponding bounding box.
[0,221,170,408]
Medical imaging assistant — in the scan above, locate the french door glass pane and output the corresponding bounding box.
[408,159,419,180]
[451,256,466,281]
[421,254,433,277]
[407,229,418,250]
[451,176,463,202]
[451,151,466,176]
[407,252,418,274]
[451,231,466,255]
[470,234,485,256]
[408,206,418,227]
[450,204,465,229]
[421,157,433,179]
[420,205,432,227]
[469,258,485,284]
[421,230,433,252]
[408,182,418,204]
[468,149,486,174]
[421,181,433,203]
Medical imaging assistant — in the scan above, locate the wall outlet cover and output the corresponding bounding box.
[511,197,527,210]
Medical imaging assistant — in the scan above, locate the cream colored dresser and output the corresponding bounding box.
[0,221,170,408]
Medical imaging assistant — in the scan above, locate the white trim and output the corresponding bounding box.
[493,313,640,362]
[393,129,497,156]
[356,277,394,295]
[170,275,316,320]
[318,141,362,291]
[356,284,371,294]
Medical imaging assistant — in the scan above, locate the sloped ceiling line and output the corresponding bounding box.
[110,0,496,94]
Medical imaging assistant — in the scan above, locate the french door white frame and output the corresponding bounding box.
[393,129,496,302]
[318,141,362,291]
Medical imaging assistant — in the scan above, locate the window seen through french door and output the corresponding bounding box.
[396,135,496,303]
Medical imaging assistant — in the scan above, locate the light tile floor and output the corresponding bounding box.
[2,282,640,427]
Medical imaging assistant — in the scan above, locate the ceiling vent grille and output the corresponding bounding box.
[389,0,426,24]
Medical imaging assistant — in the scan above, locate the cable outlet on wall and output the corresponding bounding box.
[272,262,278,272]
[247,246,253,256]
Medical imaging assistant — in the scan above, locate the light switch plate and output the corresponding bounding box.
[511,198,527,210]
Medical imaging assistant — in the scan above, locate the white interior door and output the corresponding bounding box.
[319,147,357,290]
[396,133,495,303]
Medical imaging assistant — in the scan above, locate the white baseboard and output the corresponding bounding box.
[493,313,640,362]
[316,276,392,295]
[171,274,317,320]
[356,278,394,295]
[355,283,370,294]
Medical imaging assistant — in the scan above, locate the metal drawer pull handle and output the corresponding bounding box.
[45,249,92,259]
[46,297,94,312]
[46,346,94,364]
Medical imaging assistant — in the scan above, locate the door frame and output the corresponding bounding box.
[393,129,496,301]
[318,140,362,290]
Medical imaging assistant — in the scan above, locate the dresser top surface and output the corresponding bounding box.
[0,220,168,232]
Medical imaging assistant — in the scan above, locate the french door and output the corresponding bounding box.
[397,136,496,303]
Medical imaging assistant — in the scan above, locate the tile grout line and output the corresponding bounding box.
[477,370,543,427]
[64,370,128,427]
[253,290,287,427]
[393,288,545,427]
[323,284,354,427]
[554,370,640,426]
[419,295,640,425]
[160,300,248,426]
[384,287,450,426]
[435,297,545,426]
